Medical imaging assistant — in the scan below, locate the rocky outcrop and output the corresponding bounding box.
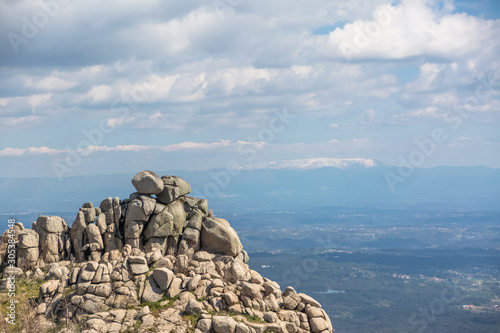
[33,215,70,264]
[0,170,334,333]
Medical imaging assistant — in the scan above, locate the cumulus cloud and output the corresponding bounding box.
[0,0,499,174]
[328,0,500,61]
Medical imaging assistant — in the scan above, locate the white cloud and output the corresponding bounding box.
[27,94,51,109]
[406,106,440,118]
[328,0,500,61]
[162,140,231,152]
[87,85,113,103]
[30,76,78,90]
[0,146,65,156]
[0,0,498,172]
[0,115,42,128]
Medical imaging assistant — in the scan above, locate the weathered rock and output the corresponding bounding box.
[196,318,213,333]
[142,277,163,303]
[179,227,200,253]
[18,229,39,248]
[182,196,209,215]
[95,213,107,234]
[80,207,96,224]
[132,170,164,194]
[212,316,237,333]
[144,207,174,239]
[34,215,67,263]
[224,291,239,306]
[6,171,334,333]
[166,277,182,298]
[185,299,204,315]
[156,175,191,204]
[152,267,174,291]
[186,209,204,230]
[35,216,66,233]
[309,317,329,332]
[193,251,215,262]
[127,256,149,275]
[224,260,248,284]
[70,211,87,262]
[39,280,59,298]
[17,229,39,268]
[299,293,322,308]
[242,282,263,299]
[201,217,243,257]
[85,224,104,261]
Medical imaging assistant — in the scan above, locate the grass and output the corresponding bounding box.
[0,273,45,333]
[137,295,180,316]
[183,312,202,333]
[207,310,266,324]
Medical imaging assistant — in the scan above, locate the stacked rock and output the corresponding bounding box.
[17,229,39,269]
[0,170,334,333]
[33,215,70,264]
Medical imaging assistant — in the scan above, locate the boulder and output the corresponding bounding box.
[18,229,39,248]
[70,211,87,262]
[127,256,149,275]
[142,277,163,303]
[299,293,322,308]
[95,213,107,234]
[35,216,66,233]
[143,207,174,239]
[156,175,191,204]
[124,195,157,248]
[212,316,237,333]
[152,267,174,291]
[17,229,39,268]
[201,217,243,257]
[185,299,204,315]
[132,170,164,195]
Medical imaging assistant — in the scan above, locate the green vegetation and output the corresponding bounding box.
[138,295,180,316]
[183,312,201,333]
[207,310,265,323]
[0,274,45,332]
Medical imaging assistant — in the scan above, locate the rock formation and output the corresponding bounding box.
[0,170,334,333]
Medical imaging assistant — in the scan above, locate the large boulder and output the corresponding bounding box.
[71,211,87,262]
[201,217,243,257]
[17,229,39,268]
[144,199,187,254]
[124,195,156,248]
[132,170,164,195]
[34,216,68,263]
[35,216,66,233]
[156,175,191,204]
[142,277,163,303]
[212,316,237,333]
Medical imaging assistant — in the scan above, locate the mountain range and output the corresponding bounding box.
[1,159,498,216]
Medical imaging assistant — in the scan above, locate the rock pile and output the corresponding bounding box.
[0,170,334,333]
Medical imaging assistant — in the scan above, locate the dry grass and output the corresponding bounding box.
[0,274,45,332]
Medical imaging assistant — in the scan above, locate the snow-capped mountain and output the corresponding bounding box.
[242,158,379,170]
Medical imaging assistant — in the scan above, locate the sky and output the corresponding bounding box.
[0,0,499,178]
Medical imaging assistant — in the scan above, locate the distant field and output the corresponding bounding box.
[248,248,500,333]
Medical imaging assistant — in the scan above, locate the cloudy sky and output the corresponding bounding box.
[0,0,499,178]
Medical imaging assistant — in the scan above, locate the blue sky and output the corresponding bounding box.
[0,0,499,178]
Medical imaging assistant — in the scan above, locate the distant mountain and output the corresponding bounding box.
[241,158,379,170]
[0,164,498,215]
